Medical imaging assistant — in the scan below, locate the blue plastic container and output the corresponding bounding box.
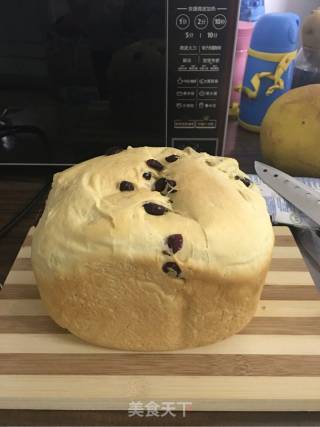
[239,13,300,132]
[240,0,265,22]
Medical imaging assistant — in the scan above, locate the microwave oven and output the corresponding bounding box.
[0,0,239,167]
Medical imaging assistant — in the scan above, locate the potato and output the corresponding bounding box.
[261,85,320,177]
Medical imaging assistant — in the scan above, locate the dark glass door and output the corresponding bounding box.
[0,0,238,166]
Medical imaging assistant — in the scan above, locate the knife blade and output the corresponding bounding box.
[254,161,320,228]
[293,227,320,290]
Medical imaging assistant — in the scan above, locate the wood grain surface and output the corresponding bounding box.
[0,226,320,412]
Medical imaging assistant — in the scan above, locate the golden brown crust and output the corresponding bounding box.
[31,146,274,351]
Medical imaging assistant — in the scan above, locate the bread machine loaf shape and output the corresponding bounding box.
[31,146,274,351]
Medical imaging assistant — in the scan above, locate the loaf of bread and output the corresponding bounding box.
[31,146,274,351]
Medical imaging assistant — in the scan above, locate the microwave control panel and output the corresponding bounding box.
[166,0,237,154]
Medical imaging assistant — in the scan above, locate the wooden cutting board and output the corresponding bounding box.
[0,227,320,412]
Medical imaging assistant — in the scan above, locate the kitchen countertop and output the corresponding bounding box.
[1,120,320,427]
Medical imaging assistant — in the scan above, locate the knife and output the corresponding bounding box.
[255,161,320,285]
[254,161,320,228]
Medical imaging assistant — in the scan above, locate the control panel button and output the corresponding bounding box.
[196,120,217,129]
[199,78,219,86]
[198,101,217,110]
[212,14,227,30]
[194,14,209,30]
[174,120,195,129]
[176,102,196,110]
[200,45,222,53]
[179,44,198,53]
[200,56,220,66]
[176,14,190,30]
[176,89,196,98]
[178,55,197,66]
[177,77,198,86]
[198,89,217,98]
